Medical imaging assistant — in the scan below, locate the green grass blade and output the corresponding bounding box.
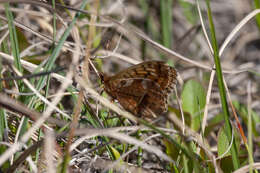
[254,0,260,31]
[4,3,22,72]
[52,0,57,41]
[160,0,173,49]
[205,0,240,169]
[33,0,89,98]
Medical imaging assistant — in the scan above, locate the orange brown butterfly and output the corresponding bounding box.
[100,61,177,119]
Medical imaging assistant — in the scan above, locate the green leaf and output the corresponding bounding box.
[110,146,121,161]
[217,124,240,158]
[217,126,231,157]
[160,0,173,48]
[181,80,206,130]
[168,106,191,128]
[163,138,180,160]
[204,113,224,137]
[16,28,29,52]
[219,156,234,173]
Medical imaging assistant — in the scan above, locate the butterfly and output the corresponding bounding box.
[100,61,177,119]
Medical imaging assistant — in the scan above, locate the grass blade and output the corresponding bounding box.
[205,0,240,169]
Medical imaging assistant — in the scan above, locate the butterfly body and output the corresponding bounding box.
[101,61,177,119]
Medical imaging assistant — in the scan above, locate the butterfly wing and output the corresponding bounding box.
[135,80,168,118]
[107,79,167,118]
[109,61,177,94]
[102,61,177,118]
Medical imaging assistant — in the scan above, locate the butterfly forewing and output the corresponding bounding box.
[102,61,177,119]
[109,61,177,92]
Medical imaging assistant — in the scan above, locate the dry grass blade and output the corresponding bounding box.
[69,127,173,162]
[44,130,55,173]
[0,93,67,127]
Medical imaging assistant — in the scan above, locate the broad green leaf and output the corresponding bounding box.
[217,124,240,158]
[217,126,231,157]
[181,80,206,130]
[204,113,224,137]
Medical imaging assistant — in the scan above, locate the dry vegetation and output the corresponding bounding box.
[0,0,259,172]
